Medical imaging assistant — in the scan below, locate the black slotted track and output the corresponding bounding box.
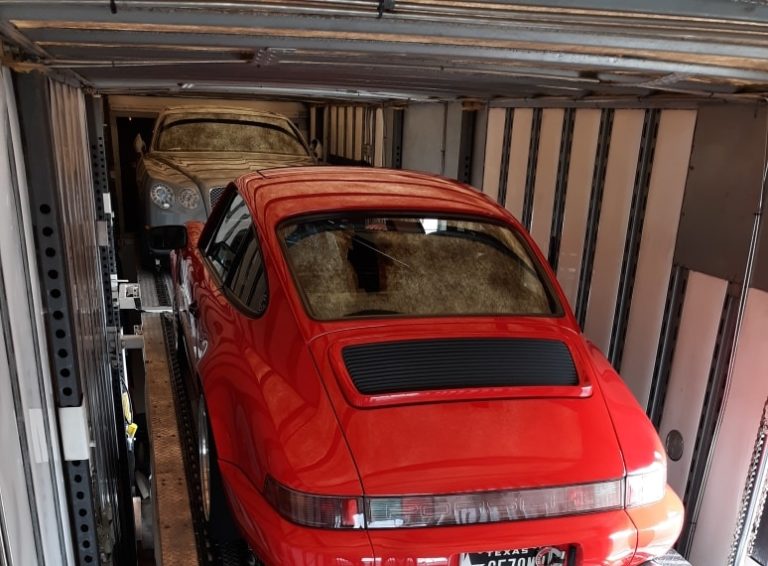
[152,270,253,566]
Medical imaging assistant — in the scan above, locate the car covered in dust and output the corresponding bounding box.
[137,106,315,256]
[155,166,684,566]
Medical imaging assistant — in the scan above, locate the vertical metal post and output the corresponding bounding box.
[392,108,404,169]
[521,108,543,230]
[548,107,576,270]
[496,108,514,205]
[86,94,136,566]
[457,110,477,185]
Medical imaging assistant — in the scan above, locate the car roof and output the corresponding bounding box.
[157,106,294,120]
[236,166,509,224]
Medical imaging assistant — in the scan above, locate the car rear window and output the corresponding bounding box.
[278,215,560,320]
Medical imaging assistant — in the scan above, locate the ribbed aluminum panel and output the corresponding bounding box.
[343,338,578,395]
[690,289,768,566]
[0,69,75,566]
[659,271,727,498]
[583,109,644,354]
[556,108,601,306]
[619,110,696,407]
[47,80,123,561]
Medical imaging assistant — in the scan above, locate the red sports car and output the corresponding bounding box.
[160,167,683,566]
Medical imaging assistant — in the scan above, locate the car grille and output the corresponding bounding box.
[342,338,578,395]
[209,186,226,209]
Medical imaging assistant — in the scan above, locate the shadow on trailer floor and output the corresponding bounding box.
[137,265,252,565]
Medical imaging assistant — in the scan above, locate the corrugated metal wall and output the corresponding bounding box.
[0,68,74,566]
[48,80,124,556]
[15,72,132,565]
[323,103,381,166]
[483,105,697,404]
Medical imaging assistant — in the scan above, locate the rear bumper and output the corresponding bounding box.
[626,488,684,565]
[219,462,684,566]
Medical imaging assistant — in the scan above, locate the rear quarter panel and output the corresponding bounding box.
[185,220,361,497]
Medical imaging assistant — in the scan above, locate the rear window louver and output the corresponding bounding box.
[342,338,578,395]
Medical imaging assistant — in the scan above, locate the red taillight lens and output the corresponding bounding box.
[366,480,624,528]
[264,476,624,529]
[263,476,364,529]
[264,466,668,530]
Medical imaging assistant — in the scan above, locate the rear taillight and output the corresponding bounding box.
[366,480,624,528]
[264,476,624,529]
[265,461,668,530]
[263,476,364,529]
[625,462,666,508]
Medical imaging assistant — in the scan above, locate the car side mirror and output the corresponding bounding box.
[309,138,323,160]
[148,225,187,251]
[133,133,146,156]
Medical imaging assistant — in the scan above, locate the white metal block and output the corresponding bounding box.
[620,109,697,407]
[121,333,145,350]
[58,405,91,462]
[102,192,113,216]
[96,220,109,246]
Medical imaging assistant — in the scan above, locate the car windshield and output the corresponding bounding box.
[279,215,559,320]
[154,114,308,155]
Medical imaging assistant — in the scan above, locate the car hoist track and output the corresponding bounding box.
[149,269,249,566]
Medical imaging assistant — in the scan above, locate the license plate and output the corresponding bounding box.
[460,547,568,566]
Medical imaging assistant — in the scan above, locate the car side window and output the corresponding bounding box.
[228,229,269,315]
[204,193,251,281]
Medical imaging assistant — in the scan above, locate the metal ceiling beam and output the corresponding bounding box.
[9,8,768,65]
[4,1,768,98]
[19,27,768,86]
[4,0,768,28]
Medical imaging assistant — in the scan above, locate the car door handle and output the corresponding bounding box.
[188,301,200,318]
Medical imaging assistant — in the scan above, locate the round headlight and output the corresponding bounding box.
[177,187,201,210]
[150,184,174,210]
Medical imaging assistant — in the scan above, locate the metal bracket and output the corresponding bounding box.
[118,282,141,310]
[58,405,91,461]
[121,333,144,350]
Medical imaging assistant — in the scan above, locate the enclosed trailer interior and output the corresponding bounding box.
[1,3,768,566]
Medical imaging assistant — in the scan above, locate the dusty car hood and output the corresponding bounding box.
[143,151,316,190]
[308,319,625,496]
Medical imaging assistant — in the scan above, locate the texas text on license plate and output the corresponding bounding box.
[460,547,569,566]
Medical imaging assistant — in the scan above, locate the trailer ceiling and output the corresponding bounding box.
[4,1,768,101]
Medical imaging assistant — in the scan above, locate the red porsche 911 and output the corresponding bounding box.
[157,167,683,566]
